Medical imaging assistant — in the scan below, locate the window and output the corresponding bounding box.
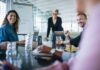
[0,1,6,27]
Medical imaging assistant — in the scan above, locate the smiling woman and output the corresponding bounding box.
[0,1,6,27]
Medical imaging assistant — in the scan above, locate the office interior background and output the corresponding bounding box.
[0,0,83,39]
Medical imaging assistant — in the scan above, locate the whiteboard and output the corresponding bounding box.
[13,2,34,34]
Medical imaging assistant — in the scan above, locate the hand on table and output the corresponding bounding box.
[56,40,64,45]
[64,30,70,36]
[38,45,52,54]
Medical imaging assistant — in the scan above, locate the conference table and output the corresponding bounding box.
[0,41,76,70]
[14,46,54,70]
[4,41,55,70]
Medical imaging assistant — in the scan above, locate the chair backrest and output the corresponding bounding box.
[54,31,64,36]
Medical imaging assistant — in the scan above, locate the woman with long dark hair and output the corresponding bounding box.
[0,10,19,42]
[0,10,25,49]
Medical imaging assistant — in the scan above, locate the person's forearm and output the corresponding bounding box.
[16,41,25,46]
[0,42,7,50]
[16,41,20,45]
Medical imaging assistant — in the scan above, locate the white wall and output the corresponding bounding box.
[12,2,34,34]
[0,1,6,27]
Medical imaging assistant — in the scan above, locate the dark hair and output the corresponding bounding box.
[3,10,20,32]
[77,13,87,19]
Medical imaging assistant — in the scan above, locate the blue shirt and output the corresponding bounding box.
[0,22,18,42]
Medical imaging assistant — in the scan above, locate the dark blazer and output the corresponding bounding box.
[47,17,63,37]
[70,32,82,47]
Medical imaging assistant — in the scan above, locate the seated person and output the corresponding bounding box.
[0,10,25,59]
[0,10,25,46]
[60,13,87,47]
